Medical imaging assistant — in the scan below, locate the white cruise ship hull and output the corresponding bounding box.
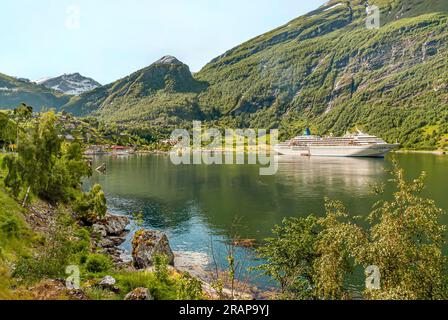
[275,144,399,158]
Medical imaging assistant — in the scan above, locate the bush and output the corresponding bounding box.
[13,232,76,283]
[84,254,113,273]
[74,184,107,225]
[176,272,204,300]
[153,254,170,283]
[114,269,178,300]
[0,215,22,238]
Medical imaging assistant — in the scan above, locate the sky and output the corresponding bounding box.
[0,0,327,85]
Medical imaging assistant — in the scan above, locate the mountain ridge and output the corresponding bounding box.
[61,56,207,138]
[33,73,101,95]
[0,72,70,111]
[194,0,448,149]
[2,0,447,149]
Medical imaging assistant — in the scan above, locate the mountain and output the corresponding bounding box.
[62,0,448,149]
[195,0,448,149]
[0,73,70,111]
[34,73,101,95]
[62,56,207,137]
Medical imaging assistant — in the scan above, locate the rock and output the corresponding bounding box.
[93,224,107,237]
[99,276,116,288]
[98,236,126,249]
[25,279,89,300]
[98,214,130,236]
[92,214,131,269]
[98,276,120,293]
[124,287,154,301]
[132,230,175,269]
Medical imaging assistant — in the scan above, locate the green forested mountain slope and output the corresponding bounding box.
[0,73,69,111]
[62,56,207,137]
[62,0,448,149]
[196,0,448,149]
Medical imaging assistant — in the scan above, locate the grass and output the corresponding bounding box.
[0,155,193,300]
[112,269,181,300]
[0,154,34,298]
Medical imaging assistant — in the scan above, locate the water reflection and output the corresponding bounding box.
[85,153,448,288]
[276,155,386,196]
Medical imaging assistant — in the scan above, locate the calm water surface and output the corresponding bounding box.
[85,153,448,288]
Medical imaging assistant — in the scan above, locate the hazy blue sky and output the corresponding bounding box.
[0,0,326,84]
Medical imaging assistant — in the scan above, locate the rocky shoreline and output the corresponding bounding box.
[92,213,132,268]
[24,202,258,299]
[93,212,257,299]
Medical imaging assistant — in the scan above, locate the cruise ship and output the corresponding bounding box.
[274,130,400,158]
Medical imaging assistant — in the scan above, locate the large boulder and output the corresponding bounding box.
[132,230,175,269]
[124,287,154,301]
[99,276,116,288]
[98,276,120,293]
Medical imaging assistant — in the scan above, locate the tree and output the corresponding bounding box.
[257,163,448,300]
[255,216,319,299]
[354,162,447,300]
[13,103,33,152]
[3,111,91,203]
[0,113,15,150]
[313,200,365,300]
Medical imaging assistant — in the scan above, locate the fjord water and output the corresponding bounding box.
[86,153,448,287]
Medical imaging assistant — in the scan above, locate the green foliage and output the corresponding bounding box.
[84,254,113,274]
[113,255,203,300]
[258,162,448,300]
[2,111,91,203]
[0,215,22,238]
[313,200,366,300]
[176,272,204,300]
[153,254,170,284]
[255,216,319,299]
[114,270,177,300]
[13,103,33,124]
[74,184,107,224]
[1,155,22,198]
[0,171,31,259]
[353,162,447,299]
[85,287,118,300]
[13,229,79,283]
[0,112,16,148]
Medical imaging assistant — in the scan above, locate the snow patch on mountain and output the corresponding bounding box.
[154,55,183,65]
[33,73,101,95]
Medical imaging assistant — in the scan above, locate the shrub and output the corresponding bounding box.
[176,272,204,300]
[0,215,22,238]
[74,184,107,225]
[13,232,75,283]
[154,254,170,283]
[114,270,178,300]
[84,254,113,274]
